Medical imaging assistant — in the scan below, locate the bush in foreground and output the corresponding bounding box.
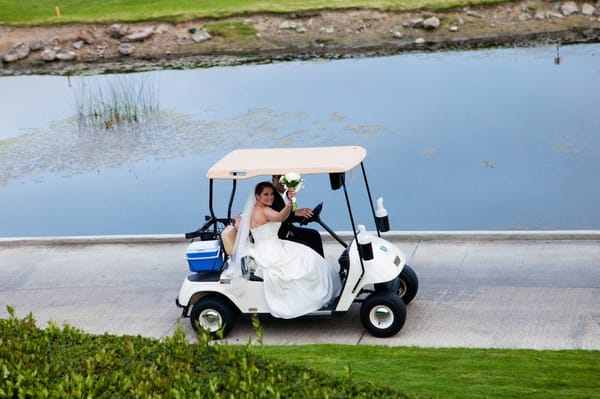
[0,308,405,398]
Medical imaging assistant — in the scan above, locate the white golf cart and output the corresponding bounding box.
[176,146,418,338]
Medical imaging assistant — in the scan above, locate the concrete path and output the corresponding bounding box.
[1,232,599,349]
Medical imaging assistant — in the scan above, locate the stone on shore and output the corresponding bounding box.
[409,18,424,28]
[191,30,212,43]
[1,42,30,62]
[40,48,57,61]
[423,17,441,30]
[56,51,77,61]
[118,43,135,55]
[124,27,154,42]
[106,24,129,39]
[561,1,579,16]
[581,3,596,16]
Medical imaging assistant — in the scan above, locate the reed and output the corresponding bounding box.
[73,74,159,129]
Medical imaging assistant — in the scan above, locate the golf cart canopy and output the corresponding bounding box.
[207,146,367,179]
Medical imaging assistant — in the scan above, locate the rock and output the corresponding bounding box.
[519,13,532,20]
[1,50,20,63]
[118,43,135,55]
[409,18,424,28]
[78,30,96,45]
[191,30,212,43]
[106,24,129,39]
[124,27,154,42]
[155,24,170,34]
[561,1,579,15]
[72,40,85,49]
[30,41,43,51]
[415,37,425,45]
[14,42,30,59]
[296,27,307,33]
[547,11,564,19]
[47,36,60,46]
[581,3,595,15]
[456,17,465,25]
[392,30,403,38]
[56,51,76,61]
[423,16,440,29]
[465,9,484,18]
[534,10,546,19]
[279,21,297,30]
[449,25,459,32]
[41,48,57,61]
[320,26,334,33]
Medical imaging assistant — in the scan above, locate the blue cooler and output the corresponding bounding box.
[186,240,223,272]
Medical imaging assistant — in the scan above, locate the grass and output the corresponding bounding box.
[0,0,514,25]
[252,345,600,399]
[203,20,258,44]
[73,75,159,129]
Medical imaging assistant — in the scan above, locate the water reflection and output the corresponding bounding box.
[1,43,599,236]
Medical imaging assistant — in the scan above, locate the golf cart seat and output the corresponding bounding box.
[220,225,263,282]
[221,225,237,256]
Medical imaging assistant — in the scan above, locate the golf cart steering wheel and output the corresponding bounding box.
[300,202,323,225]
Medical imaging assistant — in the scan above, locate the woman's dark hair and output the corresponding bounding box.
[255,181,275,196]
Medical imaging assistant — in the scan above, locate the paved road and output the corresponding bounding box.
[1,233,599,349]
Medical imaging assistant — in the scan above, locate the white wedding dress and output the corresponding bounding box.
[249,221,342,319]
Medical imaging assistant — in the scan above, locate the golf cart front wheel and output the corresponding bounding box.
[360,291,407,338]
[189,296,236,338]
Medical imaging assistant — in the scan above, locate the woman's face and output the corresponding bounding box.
[256,186,274,206]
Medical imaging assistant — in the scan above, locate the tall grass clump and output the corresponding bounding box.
[73,74,159,130]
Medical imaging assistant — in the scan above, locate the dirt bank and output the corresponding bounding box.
[1,0,599,76]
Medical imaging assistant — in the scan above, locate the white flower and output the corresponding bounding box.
[279,172,303,189]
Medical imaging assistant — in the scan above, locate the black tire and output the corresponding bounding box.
[360,291,406,338]
[189,296,236,338]
[397,264,419,305]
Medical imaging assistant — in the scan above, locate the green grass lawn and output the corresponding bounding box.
[0,0,510,25]
[253,345,600,398]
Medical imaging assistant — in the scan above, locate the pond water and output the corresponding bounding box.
[1,43,599,237]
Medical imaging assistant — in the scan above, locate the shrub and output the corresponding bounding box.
[0,307,405,398]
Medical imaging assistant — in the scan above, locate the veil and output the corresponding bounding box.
[223,188,256,281]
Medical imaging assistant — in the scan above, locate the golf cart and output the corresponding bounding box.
[176,146,418,338]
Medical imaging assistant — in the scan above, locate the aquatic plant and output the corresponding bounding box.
[73,74,159,130]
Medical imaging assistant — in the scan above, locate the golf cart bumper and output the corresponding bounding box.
[176,272,270,316]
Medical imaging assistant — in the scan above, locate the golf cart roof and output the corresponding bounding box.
[207,146,367,179]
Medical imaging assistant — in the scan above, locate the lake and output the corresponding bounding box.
[1,43,599,236]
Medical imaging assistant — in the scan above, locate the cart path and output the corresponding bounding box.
[1,234,599,349]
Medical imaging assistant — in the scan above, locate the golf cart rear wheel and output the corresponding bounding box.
[360,291,406,338]
[190,296,235,338]
[397,264,419,305]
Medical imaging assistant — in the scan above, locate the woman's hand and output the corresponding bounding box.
[287,188,296,201]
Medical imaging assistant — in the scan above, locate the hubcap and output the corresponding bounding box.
[397,279,407,297]
[199,309,222,332]
[369,305,394,329]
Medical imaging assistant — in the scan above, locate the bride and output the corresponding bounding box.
[231,181,342,319]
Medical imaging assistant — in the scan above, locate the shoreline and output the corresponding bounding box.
[1,1,600,76]
[2,230,600,247]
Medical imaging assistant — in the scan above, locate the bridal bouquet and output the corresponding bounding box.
[279,172,303,211]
